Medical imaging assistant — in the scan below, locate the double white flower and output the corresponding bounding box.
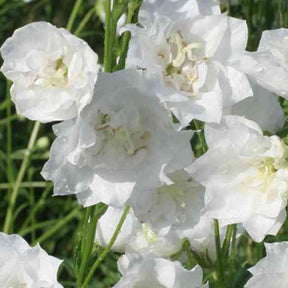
[0,22,99,122]
[96,170,206,258]
[95,169,241,261]
[189,115,288,242]
[126,2,252,127]
[42,70,193,208]
[96,206,183,257]
[0,232,63,288]
[113,252,208,288]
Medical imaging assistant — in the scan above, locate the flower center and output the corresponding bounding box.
[94,112,150,157]
[34,57,68,88]
[257,158,277,190]
[160,32,205,93]
[242,137,288,197]
[142,223,158,243]
[244,158,280,193]
[155,176,195,224]
[158,181,188,209]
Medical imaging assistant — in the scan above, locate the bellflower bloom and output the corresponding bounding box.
[132,169,205,241]
[95,206,182,257]
[94,170,205,257]
[42,70,193,208]
[0,22,99,122]
[95,170,238,261]
[113,252,208,288]
[126,8,252,127]
[188,115,288,242]
[245,242,288,287]
[245,28,288,98]
[95,169,206,257]
[0,232,63,288]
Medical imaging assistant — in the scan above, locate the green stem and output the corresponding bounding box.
[76,204,108,288]
[229,225,237,287]
[8,153,49,160]
[193,120,208,154]
[0,114,18,126]
[66,0,83,32]
[74,7,95,37]
[32,207,80,245]
[3,121,41,233]
[20,183,53,229]
[81,205,130,288]
[104,0,112,72]
[6,80,14,185]
[183,240,195,269]
[0,181,48,190]
[28,171,36,242]
[19,219,58,237]
[76,207,93,287]
[214,219,224,287]
[110,13,119,69]
[227,0,231,13]
[113,5,134,71]
[222,224,234,258]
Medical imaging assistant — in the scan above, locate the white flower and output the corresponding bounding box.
[95,170,240,261]
[95,169,206,258]
[188,115,288,242]
[132,169,205,241]
[0,232,63,288]
[95,177,243,261]
[231,80,285,134]
[0,22,99,122]
[245,242,288,287]
[113,252,208,288]
[95,206,182,257]
[245,29,288,98]
[140,169,243,260]
[42,70,193,208]
[125,9,252,127]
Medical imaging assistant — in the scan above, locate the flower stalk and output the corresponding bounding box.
[76,204,108,288]
[81,205,131,288]
[3,121,41,233]
[67,0,83,32]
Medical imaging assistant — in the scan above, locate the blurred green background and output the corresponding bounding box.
[0,0,288,287]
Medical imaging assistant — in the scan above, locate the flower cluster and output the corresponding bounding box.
[1,0,288,287]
